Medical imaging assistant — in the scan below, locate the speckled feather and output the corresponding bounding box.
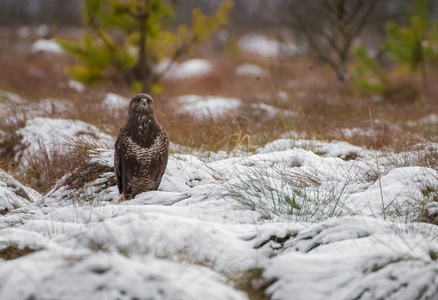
[114,94,169,202]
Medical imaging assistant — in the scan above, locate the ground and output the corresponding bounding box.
[0,31,438,299]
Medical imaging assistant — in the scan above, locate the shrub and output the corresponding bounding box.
[57,0,232,92]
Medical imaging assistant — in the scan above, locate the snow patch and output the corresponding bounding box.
[162,59,213,80]
[250,103,298,119]
[238,34,297,57]
[408,113,438,126]
[177,95,241,119]
[102,93,129,111]
[68,80,85,92]
[31,39,63,54]
[235,64,268,77]
[37,98,74,116]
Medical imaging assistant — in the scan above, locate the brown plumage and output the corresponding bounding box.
[114,93,169,202]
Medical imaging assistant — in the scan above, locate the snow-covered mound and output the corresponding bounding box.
[0,169,40,214]
[1,123,438,299]
[0,251,247,300]
[15,117,114,167]
[265,217,438,300]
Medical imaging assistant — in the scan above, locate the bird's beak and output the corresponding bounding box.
[141,98,147,103]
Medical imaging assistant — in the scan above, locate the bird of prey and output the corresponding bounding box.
[114,94,169,202]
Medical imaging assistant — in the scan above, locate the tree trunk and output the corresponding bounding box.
[132,5,152,92]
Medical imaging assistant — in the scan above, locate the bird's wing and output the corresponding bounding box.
[114,133,123,194]
[152,130,169,182]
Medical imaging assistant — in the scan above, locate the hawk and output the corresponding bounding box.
[114,94,169,202]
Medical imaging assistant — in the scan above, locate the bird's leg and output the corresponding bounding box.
[115,194,126,203]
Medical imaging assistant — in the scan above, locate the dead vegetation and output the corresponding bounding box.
[0,245,41,260]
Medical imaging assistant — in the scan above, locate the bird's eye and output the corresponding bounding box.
[136,98,141,103]
[147,98,152,104]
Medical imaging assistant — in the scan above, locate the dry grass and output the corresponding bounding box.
[232,268,275,300]
[0,245,41,260]
[0,30,438,193]
[18,136,110,194]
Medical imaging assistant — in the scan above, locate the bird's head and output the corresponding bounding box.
[128,93,155,116]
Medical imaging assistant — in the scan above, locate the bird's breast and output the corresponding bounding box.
[122,130,167,163]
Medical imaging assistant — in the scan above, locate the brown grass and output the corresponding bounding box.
[18,138,96,194]
[0,245,40,260]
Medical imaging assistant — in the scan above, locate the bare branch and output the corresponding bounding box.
[287,0,377,85]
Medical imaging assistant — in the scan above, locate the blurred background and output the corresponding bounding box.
[1,0,437,30]
[0,0,438,164]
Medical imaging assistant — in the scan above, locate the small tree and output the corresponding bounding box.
[352,0,438,101]
[352,45,388,95]
[383,0,438,98]
[58,0,232,92]
[288,0,377,87]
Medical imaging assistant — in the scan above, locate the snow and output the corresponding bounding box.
[408,114,438,126]
[161,59,213,80]
[177,95,242,119]
[235,64,268,77]
[264,217,438,300]
[238,34,279,57]
[0,169,40,214]
[68,80,85,92]
[238,34,298,57]
[102,92,130,113]
[0,90,23,104]
[37,98,74,116]
[31,39,63,54]
[0,251,247,300]
[1,115,438,299]
[348,167,438,218]
[15,117,114,167]
[250,103,298,119]
[0,95,76,127]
